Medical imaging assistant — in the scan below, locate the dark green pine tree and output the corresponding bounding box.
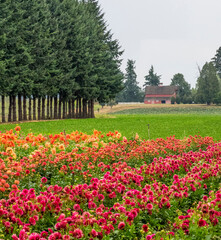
[47,0,94,119]
[71,1,96,118]
[0,39,6,122]
[23,0,54,121]
[0,0,16,122]
[80,0,104,118]
[0,0,9,122]
[212,46,221,78]
[143,65,161,87]
[196,62,219,105]
[97,33,124,105]
[0,0,52,122]
[46,0,76,119]
[0,0,125,121]
[86,0,124,112]
[119,59,142,102]
[1,0,34,122]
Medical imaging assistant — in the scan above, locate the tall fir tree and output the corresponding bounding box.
[24,0,54,121]
[118,59,142,102]
[212,46,221,78]
[143,65,161,87]
[74,1,96,117]
[0,0,124,122]
[86,0,124,110]
[0,0,9,122]
[46,0,77,119]
[1,0,33,122]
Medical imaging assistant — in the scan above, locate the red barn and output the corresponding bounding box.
[144,85,178,104]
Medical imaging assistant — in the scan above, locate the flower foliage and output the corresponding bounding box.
[0,127,220,239]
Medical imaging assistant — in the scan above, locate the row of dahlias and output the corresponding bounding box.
[0,127,220,239]
[151,188,221,239]
[0,127,216,195]
[0,157,220,239]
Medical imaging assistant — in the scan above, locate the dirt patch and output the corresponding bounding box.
[96,104,210,115]
[96,104,146,114]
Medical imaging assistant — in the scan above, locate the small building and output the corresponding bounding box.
[144,85,178,104]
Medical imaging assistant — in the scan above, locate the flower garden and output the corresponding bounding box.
[0,126,220,239]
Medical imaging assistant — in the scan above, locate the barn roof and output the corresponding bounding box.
[145,86,178,95]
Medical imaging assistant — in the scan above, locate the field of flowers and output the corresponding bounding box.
[0,126,220,239]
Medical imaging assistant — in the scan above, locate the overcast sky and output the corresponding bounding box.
[98,0,221,88]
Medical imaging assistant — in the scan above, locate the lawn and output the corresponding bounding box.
[0,114,221,140]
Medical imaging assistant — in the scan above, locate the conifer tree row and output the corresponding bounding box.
[0,0,124,122]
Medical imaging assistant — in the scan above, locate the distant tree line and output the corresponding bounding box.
[0,0,124,122]
[117,46,221,105]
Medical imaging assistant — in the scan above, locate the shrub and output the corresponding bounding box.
[171,96,176,104]
[176,96,181,104]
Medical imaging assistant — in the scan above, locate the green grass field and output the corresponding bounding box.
[0,113,221,140]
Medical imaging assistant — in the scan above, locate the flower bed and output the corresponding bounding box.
[0,127,220,239]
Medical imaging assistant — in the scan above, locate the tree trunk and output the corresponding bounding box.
[71,99,75,118]
[88,100,91,119]
[18,94,22,121]
[38,97,41,120]
[8,96,12,122]
[68,99,71,118]
[65,100,68,118]
[23,95,27,121]
[33,97,36,120]
[76,98,79,118]
[50,96,53,119]
[1,95,5,123]
[58,97,62,119]
[29,98,32,121]
[54,96,58,119]
[83,98,87,118]
[12,95,17,122]
[42,97,45,120]
[62,100,66,119]
[47,96,50,119]
[90,99,95,118]
[79,98,82,118]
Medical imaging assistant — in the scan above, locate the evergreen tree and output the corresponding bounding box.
[143,65,161,87]
[24,0,54,121]
[0,39,6,122]
[118,60,142,102]
[170,73,191,103]
[0,0,53,121]
[47,0,77,119]
[99,35,124,103]
[0,1,8,122]
[74,0,97,118]
[0,0,124,121]
[0,0,34,122]
[196,62,219,105]
[212,46,221,78]
[75,0,124,116]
